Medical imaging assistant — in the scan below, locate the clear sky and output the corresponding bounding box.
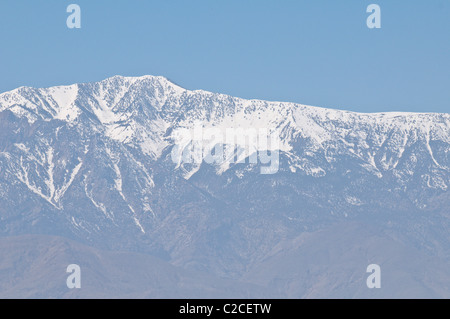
[0,0,449,113]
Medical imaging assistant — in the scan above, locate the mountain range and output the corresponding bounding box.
[0,75,449,298]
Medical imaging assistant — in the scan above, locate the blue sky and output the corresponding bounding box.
[0,0,449,113]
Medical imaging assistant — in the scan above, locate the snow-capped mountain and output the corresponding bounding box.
[0,75,449,297]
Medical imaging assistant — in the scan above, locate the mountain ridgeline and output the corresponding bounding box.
[0,75,449,298]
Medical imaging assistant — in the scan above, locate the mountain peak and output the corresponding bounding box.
[100,74,173,84]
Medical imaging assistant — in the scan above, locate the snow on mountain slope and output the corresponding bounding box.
[0,75,448,221]
[0,75,449,295]
[1,75,448,180]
